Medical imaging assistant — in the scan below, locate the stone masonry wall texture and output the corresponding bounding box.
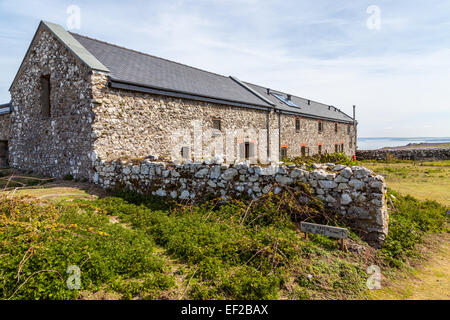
[356,148,450,161]
[9,29,94,179]
[280,114,356,157]
[93,160,389,248]
[0,114,10,141]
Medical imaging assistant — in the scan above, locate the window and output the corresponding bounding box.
[335,123,338,133]
[245,143,250,159]
[301,146,306,157]
[295,118,301,132]
[280,147,288,159]
[335,144,339,153]
[318,145,322,155]
[212,119,221,131]
[349,138,353,148]
[0,140,8,167]
[40,75,51,118]
[180,147,190,159]
[347,125,351,135]
[239,142,255,160]
[341,144,344,153]
[271,93,299,108]
[318,121,323,133]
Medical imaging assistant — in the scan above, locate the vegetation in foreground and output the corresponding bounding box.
[1,181,447,300]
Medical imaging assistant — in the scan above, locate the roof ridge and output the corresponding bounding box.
[69,32,233,81]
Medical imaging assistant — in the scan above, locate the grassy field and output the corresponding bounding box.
[0,160,448,300]
[360,160,450,206]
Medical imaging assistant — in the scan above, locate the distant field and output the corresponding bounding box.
[360,160,450,206]
[382,142,450,150]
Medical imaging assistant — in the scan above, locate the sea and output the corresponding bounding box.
[357,137,450,150]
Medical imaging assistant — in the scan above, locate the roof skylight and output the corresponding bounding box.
[271,93,299,108]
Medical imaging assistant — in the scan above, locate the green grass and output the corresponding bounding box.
[360,160,450,206]
[1,180,447,300]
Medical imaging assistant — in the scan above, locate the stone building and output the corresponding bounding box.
[0,103,11,167]
[3,21,357,180]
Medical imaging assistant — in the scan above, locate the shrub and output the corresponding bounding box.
[381,190,448,266]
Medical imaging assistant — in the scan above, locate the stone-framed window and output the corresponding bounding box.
[347,125,351,135]
[181,146,190,159]
[295,117,301,132]
[40,75,51,118]
[301,146,307,157]
[335,143,339,153]
[335,123,338,133]
[212,118,222,131]
[341,143,344,152]
[0,140,8,167]
[318,144,323,155]
[280,145,288,159]
[318,121,323,133]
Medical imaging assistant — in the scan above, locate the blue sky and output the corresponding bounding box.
[1,0,449,137]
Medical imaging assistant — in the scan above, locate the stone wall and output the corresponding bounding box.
[90,72,273,163]
[8,25,357,181]
[9,28,94,179]
[356,148,450,161]
[93,160,388,248]
[91,72,357,164]
[0,113,10,141]
[280,113,356,157]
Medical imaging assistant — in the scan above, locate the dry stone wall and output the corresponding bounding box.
[93,160,388,248]
[357,149,450,161]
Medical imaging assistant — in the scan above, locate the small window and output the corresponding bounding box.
[180,147,190,159]
[318,145,322,155]
[40,75,51,118]
[301,146,306,157]
[0,140,8,167]
[347,125,351,135]
[341,144,344,153]
[335,123,338,133]
[245,142,251,159]
[281,147,288,159]
[318,121,323,133]
[335,144,339,153]
[212,119,221,131]
[295,118,301,132]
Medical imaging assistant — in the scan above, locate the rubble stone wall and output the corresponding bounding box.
[93,160,388,248]
[356,148,450,161]
[9,28,94,179]
[0,113,10,141]
[280,113,356,157]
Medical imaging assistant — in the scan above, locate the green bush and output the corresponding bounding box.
[284,152,357,167]
[0,196,167,300]
[381,190,448,266]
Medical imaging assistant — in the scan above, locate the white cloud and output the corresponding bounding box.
[0,0,449,137]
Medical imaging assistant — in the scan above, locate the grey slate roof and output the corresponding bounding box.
[11,21,355,122]
[0,102,11,115]
[71,33,271,108]
[244,82,354,123]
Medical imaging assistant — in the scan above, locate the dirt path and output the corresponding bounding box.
[369,233,450,300]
